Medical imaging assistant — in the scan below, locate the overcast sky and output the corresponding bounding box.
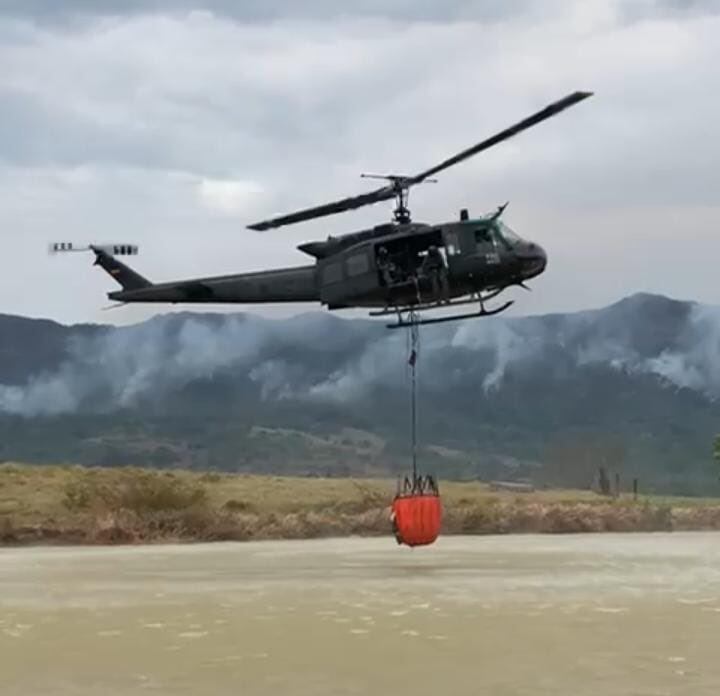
[1,0,719,326]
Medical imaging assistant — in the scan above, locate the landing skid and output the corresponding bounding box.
[369,286,515,329]
[386,300,514,329]
[369,287,506,318]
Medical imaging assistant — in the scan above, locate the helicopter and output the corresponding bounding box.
[51,90,592,328]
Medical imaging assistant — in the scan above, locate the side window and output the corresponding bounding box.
[322,263,342,285]
[475,228,495,247]
[346,253,369,277]
[475,228,500,264]
[445,231,460,256]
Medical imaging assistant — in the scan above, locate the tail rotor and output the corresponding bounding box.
[49,242,139,256]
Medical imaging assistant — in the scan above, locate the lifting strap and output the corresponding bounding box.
[391,312,442,547]
[407,309,420,481]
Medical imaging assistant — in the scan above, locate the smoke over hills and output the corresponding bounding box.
[1,292,719,492]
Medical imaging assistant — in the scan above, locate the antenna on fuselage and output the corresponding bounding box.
[490,202,509,220]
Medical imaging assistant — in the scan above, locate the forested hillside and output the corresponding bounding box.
[2,292,719,494]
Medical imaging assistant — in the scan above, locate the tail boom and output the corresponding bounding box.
[107,265,319,304]
[51,241,319,306]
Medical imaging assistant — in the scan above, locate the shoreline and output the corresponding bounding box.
[2,463,720,547]
[4,508,720,547]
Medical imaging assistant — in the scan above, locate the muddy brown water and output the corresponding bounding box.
[2,533,720,695]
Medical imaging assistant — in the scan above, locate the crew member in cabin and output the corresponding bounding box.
[422,245,449,304]
[376,246,397,287]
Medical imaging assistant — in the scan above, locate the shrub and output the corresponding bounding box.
[62,470,207,515]
[223,499,253,512]
[62,480,94,511]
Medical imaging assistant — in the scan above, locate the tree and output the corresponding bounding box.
[713,435,720,476]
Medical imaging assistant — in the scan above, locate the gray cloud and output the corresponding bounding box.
[0,87,173,170]
[3,0,719,25]
[626,0,720,19]
[0,0,531,24]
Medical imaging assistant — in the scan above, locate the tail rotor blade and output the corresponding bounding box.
[49,242,139,256]
[49,242,85,254]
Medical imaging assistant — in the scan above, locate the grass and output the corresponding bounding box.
[2,462,720,545]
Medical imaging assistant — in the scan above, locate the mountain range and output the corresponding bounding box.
[1,292,719,495]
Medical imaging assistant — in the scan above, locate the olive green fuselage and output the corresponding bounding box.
[107,217,546,309]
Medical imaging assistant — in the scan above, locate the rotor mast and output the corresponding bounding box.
[359,174,437,224]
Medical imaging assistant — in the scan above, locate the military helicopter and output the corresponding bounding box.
[51,91,592,328]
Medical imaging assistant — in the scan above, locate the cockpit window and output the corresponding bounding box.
[496,220,522,245]
[474,228,494,245]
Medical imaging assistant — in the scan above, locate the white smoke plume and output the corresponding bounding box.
[451,317,546,392]
[1,294,719,417]
[0,314,271,416]
[637,304,720,396]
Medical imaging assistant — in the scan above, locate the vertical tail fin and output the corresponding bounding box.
[49,242,152,290]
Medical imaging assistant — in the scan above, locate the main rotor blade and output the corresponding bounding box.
[409,90,593,184]
[247,184,397,231]
[246,90,592,231]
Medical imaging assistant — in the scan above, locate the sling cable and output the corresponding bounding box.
[391,310,442,547]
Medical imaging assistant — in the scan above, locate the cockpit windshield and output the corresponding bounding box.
[496,220,523,246]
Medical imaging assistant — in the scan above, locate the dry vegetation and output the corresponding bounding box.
[2,462,720,545]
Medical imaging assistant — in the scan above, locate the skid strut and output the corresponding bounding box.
[408,310,420,479]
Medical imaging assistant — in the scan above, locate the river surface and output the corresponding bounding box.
[2,533,720,695]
